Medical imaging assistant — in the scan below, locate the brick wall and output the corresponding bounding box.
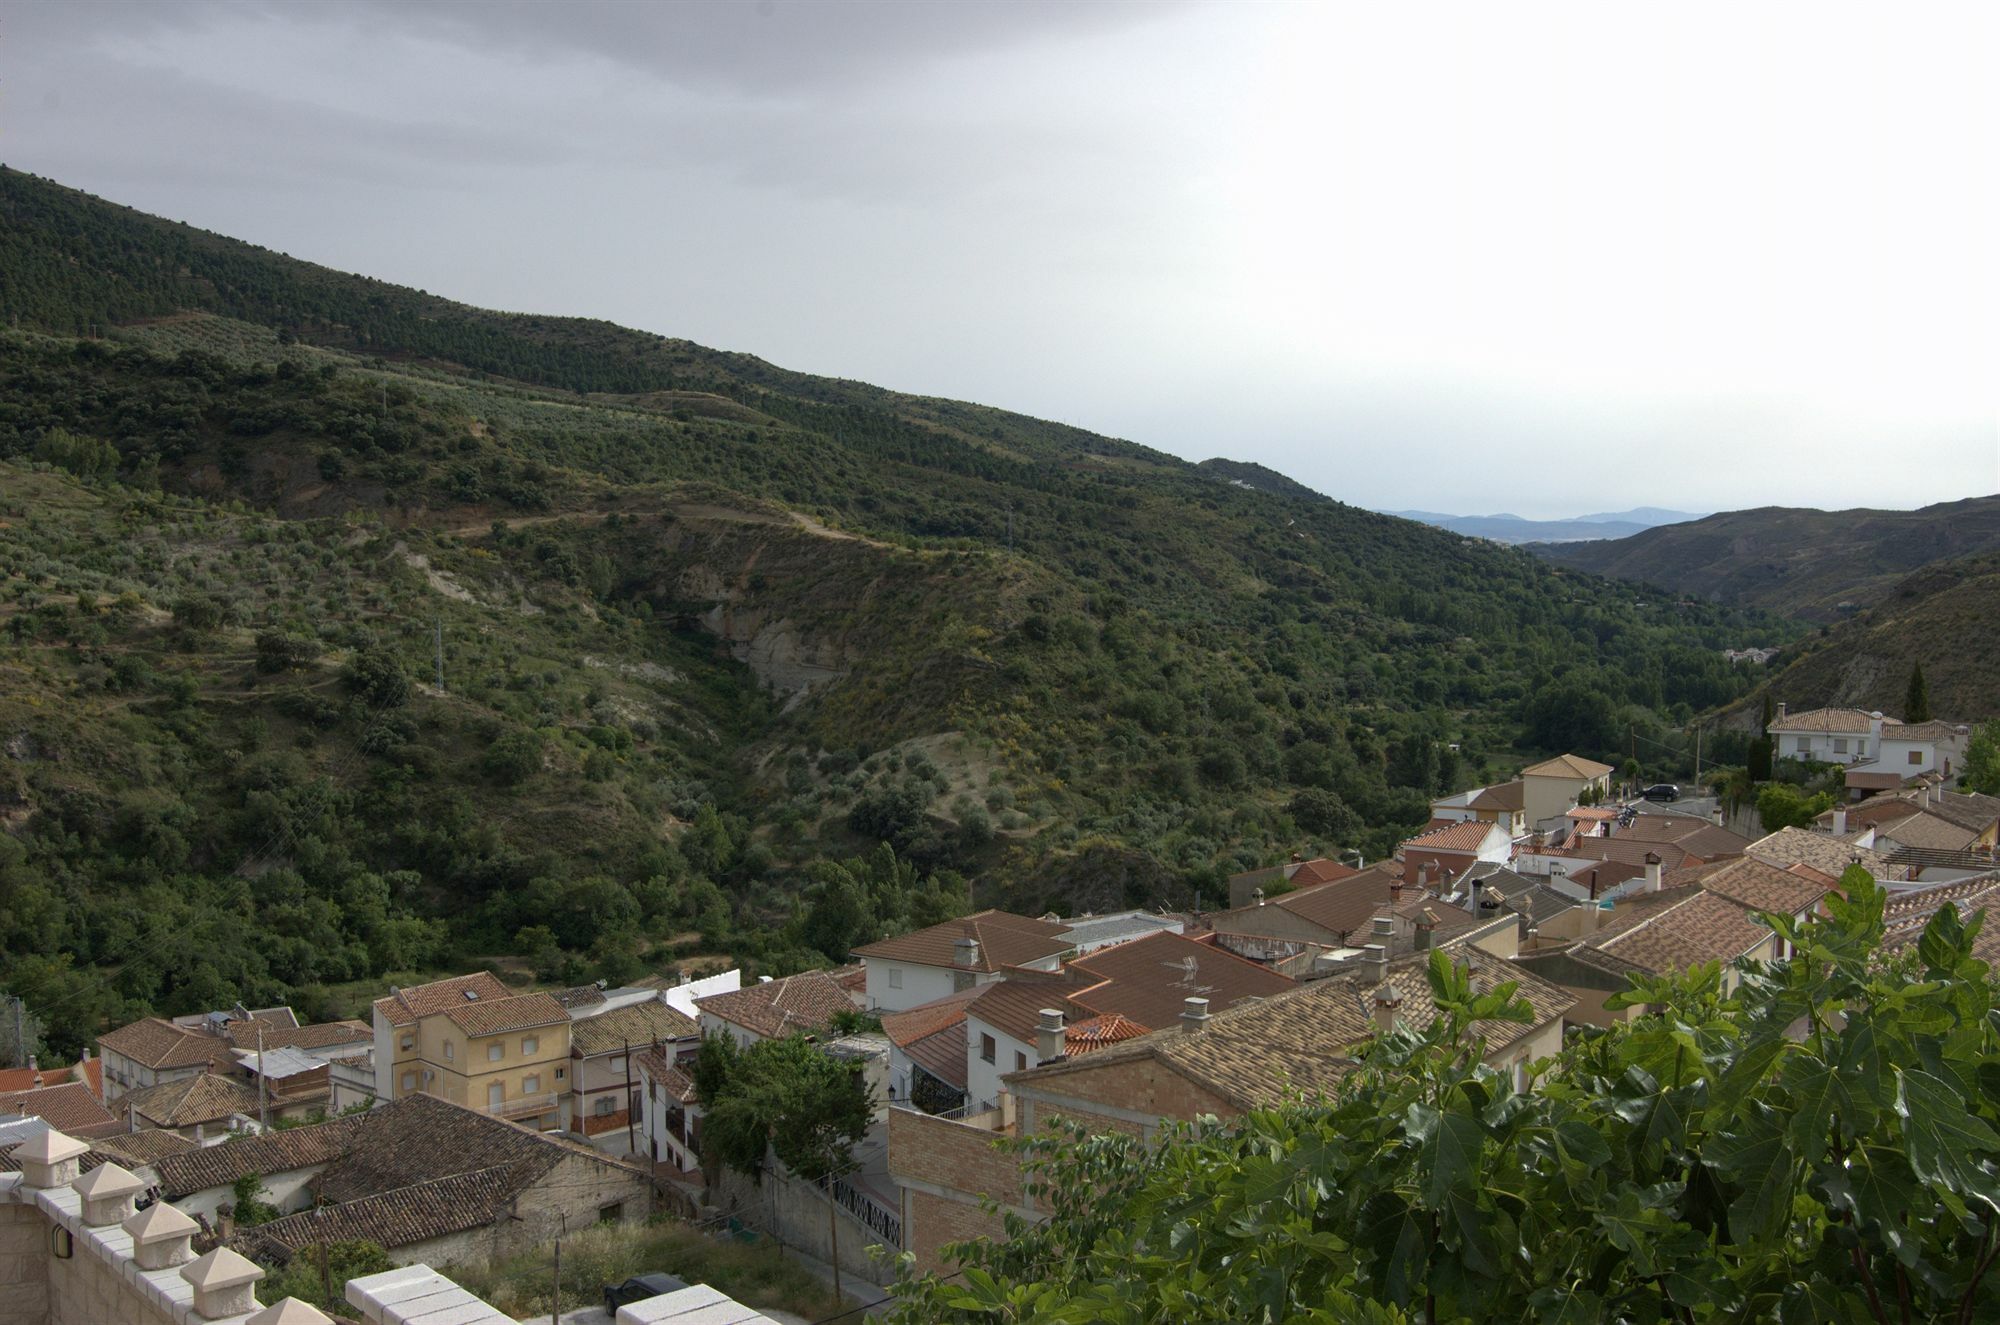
[1018,1055,1238,1136]
[887,1108,1030,1275]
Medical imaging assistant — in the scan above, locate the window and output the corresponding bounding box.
[1014,1051,1027,1071]
[887,968,903,989]
[598,1203,624,1225]
[487,1082,504,1108]
[595,1096,617,1116]
[1833,738,1848,754]
[399,1035,415,1052]
[523,1074,540,1094]
[980,1033,996,1064]
[444,1040,455,1061]
[1910,750,1925,765]
[522,1036,538,1055]
[488,1043,504,1062]
[555,1066,566,1081]
[400,1072,415,1092]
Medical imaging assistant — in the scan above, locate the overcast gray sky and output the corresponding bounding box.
[4,0,1994,517]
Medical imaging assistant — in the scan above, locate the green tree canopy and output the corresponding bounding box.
[694,1032,875,1187]
[889,869,2000,1324]
[1905,662,1932,723]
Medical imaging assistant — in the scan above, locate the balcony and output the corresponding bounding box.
[477,1091,560,1121]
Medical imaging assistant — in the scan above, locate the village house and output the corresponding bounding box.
[1397,820,1513,887]
[888,940,1574,1273]
[0,1081,121,1142]
[1206,862,1485,971]
[371,974,570,1131]
[1519,754,1616,826]
[633,1044,702,1175]
[1224,856,1359,909]
[97,1010,371,1107]
[567,999,698,1150]
[116,1074,261,1139]
[854,912,1073,1013]
[695,967,863,1049]
[1768,704,1896,766]
[1431,780,1530,837]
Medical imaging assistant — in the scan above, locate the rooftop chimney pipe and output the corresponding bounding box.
[1180,997,1210,1034]
[1036,1008,1066,1064]
[1644,852,1662,894]
[1372,982,1404,1034]
[1361,943,1388,984]
[953,936,981,969]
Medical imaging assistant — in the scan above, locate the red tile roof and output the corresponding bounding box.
[0,1060,101,1098]
[853,911,1072,972]
[696,968,858,1040]
[879,987,983,1049]
[1402,820,1503,854]
[97,1019,229,1071]
[0,1081,121,1138]
[372,973,514,1028]
[1061,931,1294,1032]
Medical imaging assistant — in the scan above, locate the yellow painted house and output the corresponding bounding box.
[371,972,571,1131]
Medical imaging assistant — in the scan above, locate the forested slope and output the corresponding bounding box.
[1534,497,2000,621]
[0,167,1788,1046]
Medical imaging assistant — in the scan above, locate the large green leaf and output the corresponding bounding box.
[1706,1107,1794,1243]
[1895,1068,2000,1198]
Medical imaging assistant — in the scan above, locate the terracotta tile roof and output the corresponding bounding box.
[1674,855,1835,917]
[0,1060,101,1097]
[372,973,513,1028]
[91,1128,199,1165]
[1064,1014,1146,1054]
[1060,931,1294,1032]
[552,986,609,1011]
[220,1020,371,1053]
[1876,813,1979,852]
[965,982,1094,1046]
[97,1018,229,1071]
[319,1093,641,1206]
[696,968,856,1040]
[1009,944,1572,1112]
[880,987,983,1049]
[0,1081,121,1138]
[1770,707,1893,734]
[1613,816,1754,857]
[834,965,869,994]
[1583,890,1772,974]
[1881,879,2000,957]
[152,1114,368,1199]
[1467,781,1527,812]
[1747,827,1901,879]
[1402,820,1503,854]
[1551,836,1704,871]
[1915,791,2000,835]
[901,1022,968,1090]
[1846,770,1908,790]
[1212,863,1417,944]
[1889,720,1970,741]
[1521,754,1616,779]
[1567,806,1617,822]
[122,1073,261,1129]
[1289,859,1360,887]
[636,1048,698,1104]
[440,992,568,1037]
[853,911,1072,972]
[568,1000,698,1057]
[237,1164,524,1261]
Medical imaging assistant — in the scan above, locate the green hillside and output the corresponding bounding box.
[1533,497,2000,621]
[1742,553,2000,722]
[0,167,1788,1048]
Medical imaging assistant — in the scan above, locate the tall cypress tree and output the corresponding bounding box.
[1906,662,1932,722]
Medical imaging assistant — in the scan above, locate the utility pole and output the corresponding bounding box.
[551,1212,566,1325]
[434,616,445,693]
[257,1024,269,1133]
[623,1039,636,1157]
[316,1202,331,1308]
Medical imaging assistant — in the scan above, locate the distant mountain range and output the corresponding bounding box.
[1384,507,1704,544]
[1532,497,2000,621]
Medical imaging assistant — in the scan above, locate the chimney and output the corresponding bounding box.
[1035,1008,1066,1064]
[1372,982,1404,1034]
[1415,912,1436,951]
[1361,943,1388,984]
[1389,879,1403,905]
[1180,997,1210,1034]
[1371,914,1396,942]
[1711,805,1725,827]
[1644,852,1662,894]
[1253,887,1265,907]
[952,936,981,969]
[1776,702,1787,721]
[1833,808,1848,835]
[1580,899,1602,934]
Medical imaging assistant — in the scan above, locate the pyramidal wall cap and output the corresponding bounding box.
[14,1129,89,1165]
[73,1161,144,1198]
[246,1298,336,1325]
[182,1246,266,1292]
[125,1201,201,1241]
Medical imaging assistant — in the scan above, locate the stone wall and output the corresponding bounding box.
[712,1166,886,1282]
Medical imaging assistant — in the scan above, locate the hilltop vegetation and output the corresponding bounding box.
[0,168,1787,1043]
[1534,497,2000,621]
[1741,553,2000,722]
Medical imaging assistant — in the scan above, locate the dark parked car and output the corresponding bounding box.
[1641,783,1682,802]
[606,1272,689,1313]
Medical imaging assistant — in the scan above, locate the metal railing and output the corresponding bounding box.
[477,1091,560,1120]
[818,1173,901,1248]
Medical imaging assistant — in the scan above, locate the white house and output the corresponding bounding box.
[694,968,860,1049]
[1769,704,1896,765]
[1519,755,1615,827]
[852,911,1072,1013]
